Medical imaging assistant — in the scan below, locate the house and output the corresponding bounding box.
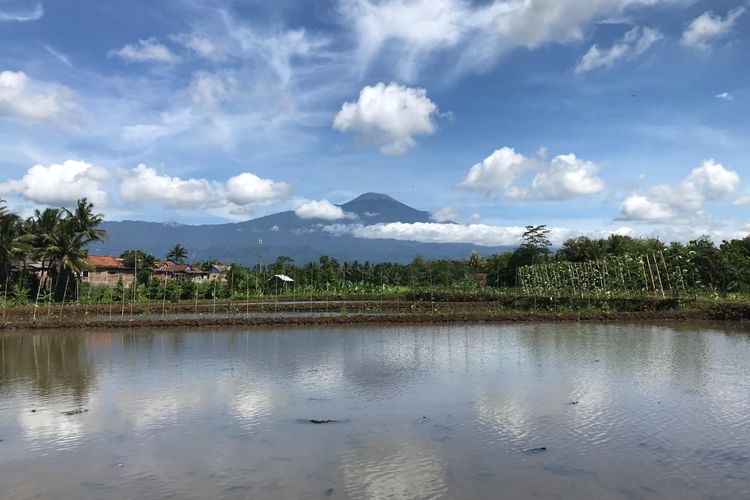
[153,260,191,281]
[83,256,135,286]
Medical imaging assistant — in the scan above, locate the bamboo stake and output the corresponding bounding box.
[653,252,665,298]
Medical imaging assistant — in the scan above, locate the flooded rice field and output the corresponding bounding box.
[1,323,749,499]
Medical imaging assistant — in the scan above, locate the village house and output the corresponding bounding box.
[83,256,135,287]
[152,261,230,283]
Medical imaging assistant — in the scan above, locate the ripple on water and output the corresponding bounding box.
[338,438,448,500]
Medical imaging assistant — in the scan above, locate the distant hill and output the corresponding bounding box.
[94,193,511,264]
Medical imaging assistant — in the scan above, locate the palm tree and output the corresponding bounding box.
[0,202,30,287]
[65,198,109,244]
[43,217,90,301]
[166,244,188,263]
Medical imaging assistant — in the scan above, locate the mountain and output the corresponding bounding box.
[94,193,510,264]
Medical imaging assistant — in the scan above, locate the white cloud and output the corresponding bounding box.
[0,160,111,207]
[460,147,534,196]
[294,200,353,220]
[681,7,746,49]
[188,72,238,108]
[220,13,327,86]
[119,165,220,208]
[430,207,461,223]
[44,45,73,68]
[684,159,740,200]
[620,194,675,221]
[120,110,193,146]
[109,38,181,64]
[460,147,604,200]
[171,33,220,60]
[716,92,734,100]
[0,3,43,22]
[734,196,750,207]
[0,70,75,123]
[575,26,662,74]
[531,154,605,200]
[342,0,675,80]
[323,221,630,247]
[619,159,741,221]
[225,173,290,205]
[333,82,438,155]
[119,165,289,210]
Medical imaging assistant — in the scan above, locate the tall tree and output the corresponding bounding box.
[65,198,108,244]
[166,244,188,263]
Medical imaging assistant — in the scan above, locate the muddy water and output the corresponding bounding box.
[1,323,749,499]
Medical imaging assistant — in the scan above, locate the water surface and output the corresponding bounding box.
[1,323,749,499]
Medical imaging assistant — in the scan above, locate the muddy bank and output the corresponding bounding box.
[0,301,748,331]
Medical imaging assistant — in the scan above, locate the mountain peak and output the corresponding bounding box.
[348,192,398,203]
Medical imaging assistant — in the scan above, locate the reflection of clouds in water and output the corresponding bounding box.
[340,439,446,500]
[18,409,83,451]
[566,380,614,446]
[232,388,273,431]
[632,326,677,394]
[475,390,534,445]
[132,393,180,432]
[294,358,344,395]
[702,335,750,430]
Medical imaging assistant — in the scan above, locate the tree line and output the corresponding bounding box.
[1,197,749,305]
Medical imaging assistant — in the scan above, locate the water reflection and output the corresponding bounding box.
[0,322,749,499]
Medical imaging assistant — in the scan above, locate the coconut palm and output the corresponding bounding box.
[43,217,91,301]
[65,198,109,244]
[0,202,30,285]
[166,244,188,263]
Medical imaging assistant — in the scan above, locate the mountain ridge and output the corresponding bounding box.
[94,193,510,264]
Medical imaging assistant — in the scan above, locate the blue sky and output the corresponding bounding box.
[0,0,748,246]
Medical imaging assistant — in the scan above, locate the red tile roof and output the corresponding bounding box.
[87,255,124,268]
[156,261,189,273]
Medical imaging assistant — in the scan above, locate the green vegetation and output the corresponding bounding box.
[0,202,749,323]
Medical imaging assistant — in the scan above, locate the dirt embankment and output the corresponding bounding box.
[0,300,748,331]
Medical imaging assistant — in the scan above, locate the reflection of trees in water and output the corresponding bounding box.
[0,333,96,404]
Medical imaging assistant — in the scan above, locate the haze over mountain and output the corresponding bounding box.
[95,193,511,264]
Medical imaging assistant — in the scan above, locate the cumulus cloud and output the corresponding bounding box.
[684,159,740,200]
[0,70,75,123]
[619,159,741,221]
[294,200,353,220]
[575,26,662,74]
[460,147,534,196]
[430,207,461,223]
[0,3,43,22]
[716,92,734,101]
[620,194,674,221]
[460,147,604,200]
[119,165,220,208]
[681,7,746,49]
[0,160,111,207]
[225,173,290,205]
[734,196,750,207]
[531,154,606,200]
[109,38,181,64]
[119,165,289,209]
[341,0,674,80]
[333,82,438,155]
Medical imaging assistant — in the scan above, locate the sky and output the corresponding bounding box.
[0,0,748,246]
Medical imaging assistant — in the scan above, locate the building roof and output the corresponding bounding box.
[87,255,124,269]
[271,274,294,282]
[155,261,189,273]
